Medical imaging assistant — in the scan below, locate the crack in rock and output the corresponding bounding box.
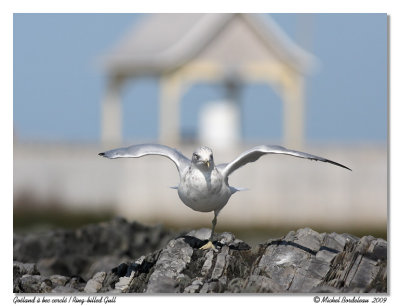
[13,219,387,293]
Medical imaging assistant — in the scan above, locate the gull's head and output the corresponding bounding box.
[192,146,214,170]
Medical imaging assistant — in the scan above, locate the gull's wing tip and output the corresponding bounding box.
[98,152,105,157]
[333,162,352,171]
[340,165,352,171]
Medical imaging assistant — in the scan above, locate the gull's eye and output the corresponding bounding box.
[210,154,213,160]
[193,153,199,160]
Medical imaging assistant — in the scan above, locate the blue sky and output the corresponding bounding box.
[13,13,387,144]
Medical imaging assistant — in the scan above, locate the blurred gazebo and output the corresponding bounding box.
[100,13,316,148]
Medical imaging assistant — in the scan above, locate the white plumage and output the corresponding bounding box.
[99,144,350,249]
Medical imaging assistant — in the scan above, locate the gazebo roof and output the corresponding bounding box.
[101,13,317,77]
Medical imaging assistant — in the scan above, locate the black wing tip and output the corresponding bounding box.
[98,152,105,157]
[339,164,352,171]
[328,160,352,171]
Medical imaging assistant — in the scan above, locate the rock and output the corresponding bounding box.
[52,286,79,293]
[110,228,386,293]
[211,245,230,280]
[13,261,40,293]
[146,238,193,293]
[14,217,177,278]
[49,275,70,287]
[13,219,387,293]
[318,235,387,292]
[19,275,47,293]
[13,262,81,293]
[66,276,87,292]
[114,272,134,292]
[113,256,147,293]
[13,261,39,277]
[84,272,106,293]
[85,255,131,281]
[244,275,284,293]
[254,228,387,293]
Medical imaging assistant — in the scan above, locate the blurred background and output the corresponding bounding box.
[13,13,387,245]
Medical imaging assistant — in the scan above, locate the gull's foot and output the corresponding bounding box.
[199,240,217,251]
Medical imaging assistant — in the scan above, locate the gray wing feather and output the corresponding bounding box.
[98,144,191,176]
[216,163,228,172]
[220,145,351,178]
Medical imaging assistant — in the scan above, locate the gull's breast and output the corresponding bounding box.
[177,168,231,212]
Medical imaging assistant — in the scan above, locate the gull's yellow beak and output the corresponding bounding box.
[205,160,210,168]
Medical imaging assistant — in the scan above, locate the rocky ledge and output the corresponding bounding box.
[14,218,387,293]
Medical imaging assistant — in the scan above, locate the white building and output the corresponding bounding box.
[100,13,317,148]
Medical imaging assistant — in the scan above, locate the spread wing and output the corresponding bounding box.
[219,145,351,179]
[98,144,191,176]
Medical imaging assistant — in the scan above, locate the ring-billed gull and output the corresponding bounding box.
[99,144,351,249]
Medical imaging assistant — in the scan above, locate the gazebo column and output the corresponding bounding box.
[282,75,305,149]
[101,76,123,146]
[159,74,182,145]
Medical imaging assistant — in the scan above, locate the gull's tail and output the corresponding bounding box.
[230,187,248,194]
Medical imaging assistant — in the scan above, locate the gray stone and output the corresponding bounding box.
[67,276,87,291]
[13,261,39,276]
[13,219,387,294]
[184,278,204,293]
[146,238,193,293]
[187,228,212,240]
[114,271,135,293]
[14,217,177,277]
[85,255,130,281]
[19,275,48,293]
[49,275,70,287]
[52,285,79,293]
[244,275,284,293]
[201,250,214,276]
[84,271,106,293]
[211,245,229,280]
[13,261,40,292]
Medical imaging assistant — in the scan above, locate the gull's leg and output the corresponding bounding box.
[200,210,219,250]
[210,212,218,241]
